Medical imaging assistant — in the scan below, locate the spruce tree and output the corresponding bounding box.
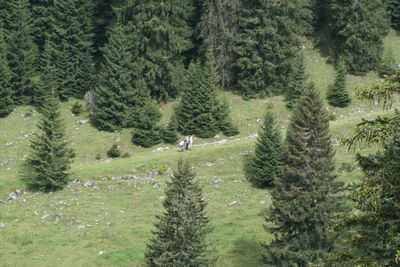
[123,79,162,148]
[332,135,400,266]
[197,0,241,87]
[177,50,237,138]
[176,61,219,138]
[248,112,283,188]
[130,99,162,148]
[33,41,57,110]
[30,0,52,51]
[24,92,74,192]
[285,52,308,109]
[6,0,38,105]
[46,0,94,99]
[91,21,134,132]
[330,72,400,266]
[233,0,300,98]
[132,0,194,101]
[387,0,400,30]
[145,159,216,266]
[162,115,179,144]
[213,99,239,137]
[327,58,351,107]
[0,26,13,118]
[378,49,397,78]
[263,85,343,266]
[330,0,390,75]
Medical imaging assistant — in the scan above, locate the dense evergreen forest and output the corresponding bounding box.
[0,0,400,266]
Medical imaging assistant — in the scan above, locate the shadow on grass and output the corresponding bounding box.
[229,237,262,267]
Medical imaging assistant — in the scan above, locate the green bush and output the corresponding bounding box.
[71,102,83,115]
[132,128,161,148]
[378,50,397,78]
[122,152,131,158]
[107,144,121,158]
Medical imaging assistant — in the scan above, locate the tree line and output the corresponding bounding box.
[0,0,398,132]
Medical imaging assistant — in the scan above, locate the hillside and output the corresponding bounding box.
[0,30,400,266]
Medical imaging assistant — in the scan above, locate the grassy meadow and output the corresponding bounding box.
[0,30,399,266]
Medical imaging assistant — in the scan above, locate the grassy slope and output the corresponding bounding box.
[0,30,399,266]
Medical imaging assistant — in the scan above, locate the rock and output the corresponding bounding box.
[76,120,89,125]
[260,200,266,205]
[5,142,13,146]
[198,162,215,167]
[77,225,86,230]
[228,200,241,207]
[83,181,93,187]
[214,134,220,138]
[99,251,106,255]
[152,147,169,152]
[0,222,5,228]
[238,151,252,156]
[104,159,112,163]
[105,222,113,226]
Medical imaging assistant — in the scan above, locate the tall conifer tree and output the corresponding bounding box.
[126,80,162,148]
[0,26,13,118]
[263,85,343,266]
[233,0,299,98]
[387,0,400,30]
[248,112,283,188]
[47,0,95,99]
[132,0,194,101]
[6,0,38,105]
[330,72,400,266]
[145,160,216,266]
[285,52,308,109]
[330,0,389,75]
[25,92,74,192]
[176,60,218,138]
[197,0,241,87]
[92,21,134,132]
[327,58,351,107]
[30,0,52,51]
[176,51,237,138]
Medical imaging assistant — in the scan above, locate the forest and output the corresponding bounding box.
[0,0,400,266]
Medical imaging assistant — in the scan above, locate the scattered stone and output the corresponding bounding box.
[214,134,220,138]
[76,119,89,125]
[0,222,5,228]
[238,151,252,156]
[198,162,215,167]
[158,196,165,200]
[228,200,241,206]
[152,147,170,152]
[83,181,94,187]
[99,251,106,255]
[260,200,266,205]
[77,225,86,230]
[5,142,13,146]
[104,159,112,163]
[105,222,113,226]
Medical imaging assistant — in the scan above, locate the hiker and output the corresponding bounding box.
[189,135,193,150]
[178,139,185,152]
[185,136,190,150]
